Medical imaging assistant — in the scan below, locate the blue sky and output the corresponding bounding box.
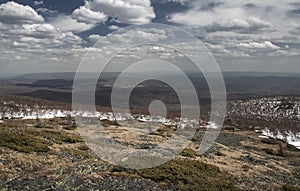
[0,0,300,76]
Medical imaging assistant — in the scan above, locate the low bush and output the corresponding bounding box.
[179,148,201,158]
[261,138,278,145]
[112,159,240,191]
[64,148,90,161]
[0,127,83,153]
[29,129,83,144]
[150,125,174,138]
[262,148,274,155]
[0,128,50,153]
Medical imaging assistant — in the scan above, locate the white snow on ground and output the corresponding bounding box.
[0,103,201,129]
[258,135,269,139]
[289,141,300,149]
[207,122,219,129]
[22,115,37,120]
[261,128,300,149]
[1,100,299,149]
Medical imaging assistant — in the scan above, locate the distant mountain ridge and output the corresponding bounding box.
[6,72,300,81]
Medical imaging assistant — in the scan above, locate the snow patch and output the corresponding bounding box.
[261,128,300,149]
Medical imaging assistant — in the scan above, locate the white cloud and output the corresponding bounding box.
[34,1,44,6]
[168,6,248,26]
[72,6,107,24]
[206,42,251,58]
[0,2,88,75]
[108,25,120,30]
[204,17,273,33]
[8,23,83,49]
[88,34,103,42]
[72,0,155,25]
[239,41,280,49]
[12,23,58,38]
[0,1,44,24]
[1,0,300,75]
[0,2,83,50]
[166,0,300,62]
[168,0,299,36]
[226,50,251,58]
[36,8,58,17]
[268,49,300,56]
[50,15,95,33]
[105,29,168,43]
[168,0,189,5]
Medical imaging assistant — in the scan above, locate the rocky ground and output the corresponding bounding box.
[0,118,299,191]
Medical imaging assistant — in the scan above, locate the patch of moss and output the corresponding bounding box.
[261,138,278,145]
[112,159,240,191]
[150,125,174,138]
[28,130,83,144]
[179,148,201,158]
[0,127,84,153]
[61,134,83,143]
[0,128,50,153]
[282,184,300,191]
[64,148,90,161]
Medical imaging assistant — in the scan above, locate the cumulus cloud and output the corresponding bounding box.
[168,0,298,35]
[204,17,273,33]
[105,29,168,44]
[1,0,300,75]
[108,25,120,30]
[0,1,84,69]
[50,15,95,32]
[88,34,103,42]
[168,5,248,26]
[239,41,280,49]
[0,1,44,24]
[72,0,155,25]
[7,23,82,50]
[166,0,300,59]
[72,5,107,24]
[11,24,58,38]
[36,8,58,17]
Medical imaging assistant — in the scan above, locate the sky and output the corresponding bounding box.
[0,0,300,76]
